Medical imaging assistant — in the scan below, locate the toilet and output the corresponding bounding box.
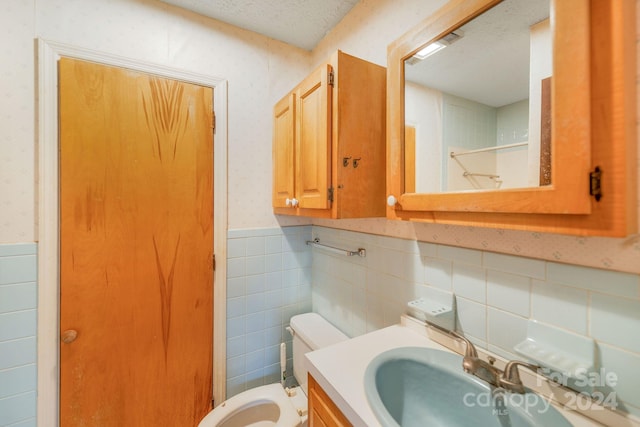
[197,312,348,427]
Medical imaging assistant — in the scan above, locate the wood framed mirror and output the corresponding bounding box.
[386,0,637,236]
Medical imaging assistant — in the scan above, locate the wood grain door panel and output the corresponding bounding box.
[59,58,214,426]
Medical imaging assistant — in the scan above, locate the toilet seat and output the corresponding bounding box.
[197,314,345,427]
[197,383,306,427]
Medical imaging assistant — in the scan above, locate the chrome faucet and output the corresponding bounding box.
[449,330,539,393]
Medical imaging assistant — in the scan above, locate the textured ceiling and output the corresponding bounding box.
[159,0,360,50]
[405,0,550,107]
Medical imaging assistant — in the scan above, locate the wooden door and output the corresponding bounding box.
[295,64,332,210]
[272,93,296,208]
[59,58,214,426]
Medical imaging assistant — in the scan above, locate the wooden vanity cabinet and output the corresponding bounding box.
[273,50,386,219]
[308,374,352,427]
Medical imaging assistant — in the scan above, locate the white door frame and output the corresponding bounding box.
[37,38,227,426]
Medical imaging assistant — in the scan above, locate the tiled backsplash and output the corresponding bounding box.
[0,243,37,427]
[225,226,312,397]
[311,226,640,419]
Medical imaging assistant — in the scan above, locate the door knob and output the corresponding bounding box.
[61,329,78,344]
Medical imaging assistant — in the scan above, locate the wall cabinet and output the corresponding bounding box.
[273,50,386,219]
[386,0,637,236]
[308,374,352,427]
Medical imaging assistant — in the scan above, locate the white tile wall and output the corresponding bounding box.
[225,226,312,398]
[487,270,530,317]
[452,263,486,303]
[310,226,640,418]
[0,243,37,427]
[531,280,589,334]
[590,294,640,354]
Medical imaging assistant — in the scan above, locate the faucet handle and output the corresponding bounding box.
[448,330,478,359]
[500,360,540,393]
[448,330,482,375]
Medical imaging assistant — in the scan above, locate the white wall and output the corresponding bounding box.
[448,145,498,191]
[0,0,313,242]
[0,1,36,243]
[496,99,529,189]
[443,93,498,191]
[404,82,443,193]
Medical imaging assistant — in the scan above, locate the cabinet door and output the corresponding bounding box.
[296,64,332,210]
[308,374,352,427]
[273,93,295,208]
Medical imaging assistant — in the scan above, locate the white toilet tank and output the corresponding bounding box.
[289,313,348,395]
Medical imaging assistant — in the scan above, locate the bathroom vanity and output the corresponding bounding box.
[305,316,632,427]
[308,374,352,427]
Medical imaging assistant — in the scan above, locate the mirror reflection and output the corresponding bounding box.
[404,0,551,193]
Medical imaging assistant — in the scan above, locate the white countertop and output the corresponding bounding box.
[305,319,630,427]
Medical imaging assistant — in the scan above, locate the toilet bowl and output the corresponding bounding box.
[197,313,348,427]
[196,383,305,427]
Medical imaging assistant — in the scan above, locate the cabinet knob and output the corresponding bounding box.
[387,195,397,207]
[286,198,292,206]
[61,329,78,344]
[292,198,299,207]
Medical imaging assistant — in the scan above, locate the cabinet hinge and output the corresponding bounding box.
[328,70,335,87]
[212,254,216,271]
[212,111,216,132]
[327,187,334,202]
[589,166,602,202]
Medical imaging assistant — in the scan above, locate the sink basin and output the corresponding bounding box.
[364,347,571,427]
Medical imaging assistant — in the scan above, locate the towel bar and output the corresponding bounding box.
[306,238,366,257]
